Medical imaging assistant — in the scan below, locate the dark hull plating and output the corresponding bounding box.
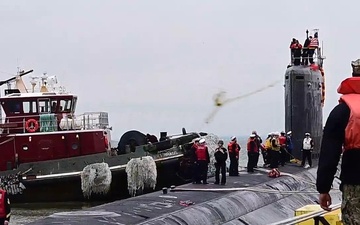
[284,65,323,159]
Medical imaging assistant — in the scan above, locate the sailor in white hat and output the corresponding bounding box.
[228,136,241,176]
[247,133,259,172]
[301,132,313,168]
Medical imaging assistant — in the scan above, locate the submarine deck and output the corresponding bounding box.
[30,161,333,225]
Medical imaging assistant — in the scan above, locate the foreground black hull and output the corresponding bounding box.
[10,157,188,203]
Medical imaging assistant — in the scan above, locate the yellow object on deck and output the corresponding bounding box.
[295,204,342,225]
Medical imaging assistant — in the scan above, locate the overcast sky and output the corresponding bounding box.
[0,1,357,139]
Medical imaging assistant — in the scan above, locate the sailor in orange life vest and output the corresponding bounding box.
[228,136,241,176]
[194,138,210,184]
[307,32,319,64]
[247,134,259,173]
[316,59,360,223]
[214,140,227,185]
[0,188,11,225]
[190,138,200,184]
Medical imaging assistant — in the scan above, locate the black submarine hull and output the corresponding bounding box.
[284,65,324,159]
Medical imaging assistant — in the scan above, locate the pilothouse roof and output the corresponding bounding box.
[1,92,76,99]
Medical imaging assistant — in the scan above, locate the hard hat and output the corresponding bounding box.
[287,131,292,135]
[280,131,285,134]
[231,136,236,141]
[218,140,224,145]
[305,133,310,136]
[268,133,272,136]
[274,132,280,136]
[194,137,200,142]
[250,134,256,138]
[199,138,206,144]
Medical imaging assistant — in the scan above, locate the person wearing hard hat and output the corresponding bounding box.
[247,134,259,172]
[270,132,281,169]
[301,133,314,168]
[228,136,241,176]
[214,140,227,185]
[252,131,262,167]
[279,131,287,166]
[195,138,210,184]
[286,131,293,162]
[262,133,273,166]
[190,138,201,184]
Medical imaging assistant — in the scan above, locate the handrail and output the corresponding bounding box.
[0,111,110,134]
[268,203,341,225]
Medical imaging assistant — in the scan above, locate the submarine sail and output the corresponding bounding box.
[284,29,325,160]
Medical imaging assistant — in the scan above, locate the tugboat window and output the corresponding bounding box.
[38,99,51,113]
[72,98,77,113]
[23,101,37,113]
[8,101,21,114]
[60,99,72,113]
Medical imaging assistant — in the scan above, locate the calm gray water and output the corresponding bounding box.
[12,137,261,224]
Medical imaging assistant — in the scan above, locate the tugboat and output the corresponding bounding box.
[0,69,208,203]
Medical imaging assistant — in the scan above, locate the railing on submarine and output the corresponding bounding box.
[289,47,325,67]
[268,203,341,225]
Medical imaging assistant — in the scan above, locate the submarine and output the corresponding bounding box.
[30,29,340,225]
[285,29,326,160]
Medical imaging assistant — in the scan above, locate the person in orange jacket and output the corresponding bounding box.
[228,136,241,176]
[195,138,210,184]
[0,188,11,225]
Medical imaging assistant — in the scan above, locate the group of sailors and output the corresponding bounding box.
[289,32,319,66]
[189,131,315,183]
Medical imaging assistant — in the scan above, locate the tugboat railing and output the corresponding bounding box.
[0,111,110,134]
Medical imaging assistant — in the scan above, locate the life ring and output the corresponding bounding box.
[25,119,39,133]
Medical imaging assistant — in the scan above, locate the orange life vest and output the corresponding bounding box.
[228,141,240,156]
[195,144,208,161]
[279,136,287,145]
[0,189,6,218]
[247,138,258,153]
[338,77,360,150]
[308,38,319,48]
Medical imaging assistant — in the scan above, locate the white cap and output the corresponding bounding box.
[287,131,292,135]
[250,134,256,138]
[305,132,310,136]
[231,136,236,141]
[274,132,280,136]
[268,133,272,136]
[199,138,206,144]
[193,137,201,142]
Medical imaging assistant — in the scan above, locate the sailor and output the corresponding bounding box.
[190,138,200,184]
[289,38,297,63]
[195,138,210,184]
[0,188,11,225]
[228,136,241,176]
[279,131,287,166]
[252,131,262,167]
[308,32,319,64]
[290,40,303,66]
[146,133,158,143]
[247,134,259,172]
[270,132,281,169]
[302,36,311,65]
[317,59,360,223]
[214,140,227,185]
[286,131,293,162]
[263,133,273,166]
[301,133,314,168]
